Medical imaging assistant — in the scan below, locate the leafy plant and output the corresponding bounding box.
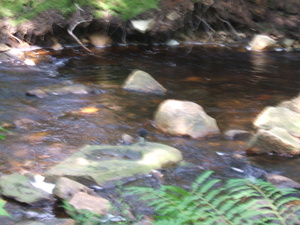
[127,171,300,225]
[0,199,11,217]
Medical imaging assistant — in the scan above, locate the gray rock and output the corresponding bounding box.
[265,174,300,189]
[247,128,300,157]
[123,70,167,95]
[53,177,96,201]
[154,99,220,138]
[0,174,52,205]
[45,142,182,187]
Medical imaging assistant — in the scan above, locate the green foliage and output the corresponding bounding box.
[0,0,159,24]
[0,199,11,217]
[127,171,300,225]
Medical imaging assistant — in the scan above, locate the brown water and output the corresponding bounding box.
[0,45,300,219]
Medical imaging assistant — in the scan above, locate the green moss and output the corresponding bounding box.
[0,0,159,25]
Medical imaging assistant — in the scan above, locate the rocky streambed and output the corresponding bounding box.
[0,44,299,224]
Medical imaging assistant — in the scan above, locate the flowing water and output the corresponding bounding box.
[0,44,299,219]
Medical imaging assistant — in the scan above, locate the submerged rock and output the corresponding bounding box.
[154,99,220,138]
[0,174,53,205]
[26,82,90,98]
[123,70,167,95]
[45,142,182,187]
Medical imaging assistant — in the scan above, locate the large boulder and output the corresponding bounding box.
[154,99,220,138]
[45,142,182,187]
[253,106,300,135]
[0,174,53,205]
[122,70,167,95]
[247,95,300,157]
[247,127,300,157]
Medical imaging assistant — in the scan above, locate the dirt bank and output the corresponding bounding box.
[0,0,299,49]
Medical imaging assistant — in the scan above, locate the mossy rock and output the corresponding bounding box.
[45,142,182,187]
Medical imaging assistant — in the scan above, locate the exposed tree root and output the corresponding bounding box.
[67,5,93,53]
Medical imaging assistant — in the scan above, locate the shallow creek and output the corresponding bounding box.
[0,45,299,220]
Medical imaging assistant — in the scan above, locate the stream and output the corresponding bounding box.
[0,44,299,221]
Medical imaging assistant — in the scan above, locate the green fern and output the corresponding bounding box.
[127,171,300,225]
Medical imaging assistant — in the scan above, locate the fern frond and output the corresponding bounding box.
[126,170,300,225]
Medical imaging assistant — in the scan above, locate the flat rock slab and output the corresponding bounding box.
[0,174,52,205]
[45,142,182,187]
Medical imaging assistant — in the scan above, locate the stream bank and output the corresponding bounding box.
[0,0,300,52]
